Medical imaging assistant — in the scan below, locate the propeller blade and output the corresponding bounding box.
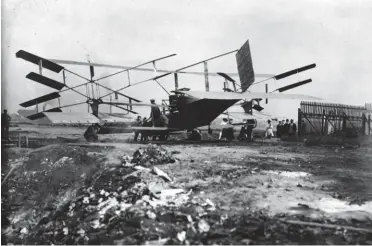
[27,107,63,120]
[276,79,312,92]
[20,92,60,108]
[274,64,316,80]
[16,50,64,73]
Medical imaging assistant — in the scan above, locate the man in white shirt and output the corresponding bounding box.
[219,118,229,140]
[265,120,274,139]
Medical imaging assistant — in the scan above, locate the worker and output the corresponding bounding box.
[288,119,297,136]
[148,99,162,127]
[238,119,248,141]
[265,120,274,139]
[283,119,290,136]
[245,119,256,141]
[1,109,11,140]
[133,116,142,142]
[219,118,229,140]
[84,123,100,142]
[276,120,283,138]
[141,117,149,141]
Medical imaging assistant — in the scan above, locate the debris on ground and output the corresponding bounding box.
[131,144,177,167]
[3,142,372,245]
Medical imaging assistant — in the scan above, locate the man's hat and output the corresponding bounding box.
[150,99,155,102]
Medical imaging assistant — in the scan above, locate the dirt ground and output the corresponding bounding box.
[2,126,372,244]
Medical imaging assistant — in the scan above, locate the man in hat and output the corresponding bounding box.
[288,119,297,136]
[276,120,283,139]
[148,99,162,127]
[1,109,11,140]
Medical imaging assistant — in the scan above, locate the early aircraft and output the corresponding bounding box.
[16,39,321,140]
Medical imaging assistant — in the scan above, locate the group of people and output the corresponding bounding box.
[276,119,297,138]
[219,118,257,141]
[133,99,168,141]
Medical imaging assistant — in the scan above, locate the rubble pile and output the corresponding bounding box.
[4,144,372,245]
[131,144,176,167]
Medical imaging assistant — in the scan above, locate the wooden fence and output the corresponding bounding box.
[298,101,371,137]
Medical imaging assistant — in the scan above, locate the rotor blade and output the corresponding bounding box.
[26,72,65,90]
[20,92,60,108]
[27,107,63,120]
[275,79,312,93]
[252,63,316,86]
[16,50,64,73]
[49,58,274,78]
[274,64,316,80]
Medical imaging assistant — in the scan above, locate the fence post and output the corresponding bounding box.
[298,108,302,137]
[18,134,21,148]
[321,109,325,136]
[25,136,29,148]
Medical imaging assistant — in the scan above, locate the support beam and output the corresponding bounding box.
[174,73,178,91]
[303,114,320,136]
[204,62,209,91]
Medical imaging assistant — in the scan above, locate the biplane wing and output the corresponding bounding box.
[180,90,322,101]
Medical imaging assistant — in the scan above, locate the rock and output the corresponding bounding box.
[146,211,157,220]
[177,231,186,242]
[198,219,210,233]
[151,167,172,182]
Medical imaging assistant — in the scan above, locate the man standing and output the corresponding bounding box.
[148,99,162,127]
[276,120,283,138]
[288,119,297,136]
[283,119,290,136]
[1,110,11,140]
[265,120,274,139]
[219,118,229,140]
[133,116,142,142]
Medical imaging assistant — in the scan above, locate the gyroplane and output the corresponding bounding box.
[16,38,321,140]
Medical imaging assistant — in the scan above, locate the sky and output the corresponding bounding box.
[2,0,372,120]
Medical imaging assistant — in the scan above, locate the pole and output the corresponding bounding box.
[204,62,209,91]
[321,109,325,136]
[369,115,371,136]
[39,60,43,75]
[298,109,302,137]
[174,73,178,91]
[110,96,112,114]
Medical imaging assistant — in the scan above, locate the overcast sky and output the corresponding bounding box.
[2,0,372,119]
